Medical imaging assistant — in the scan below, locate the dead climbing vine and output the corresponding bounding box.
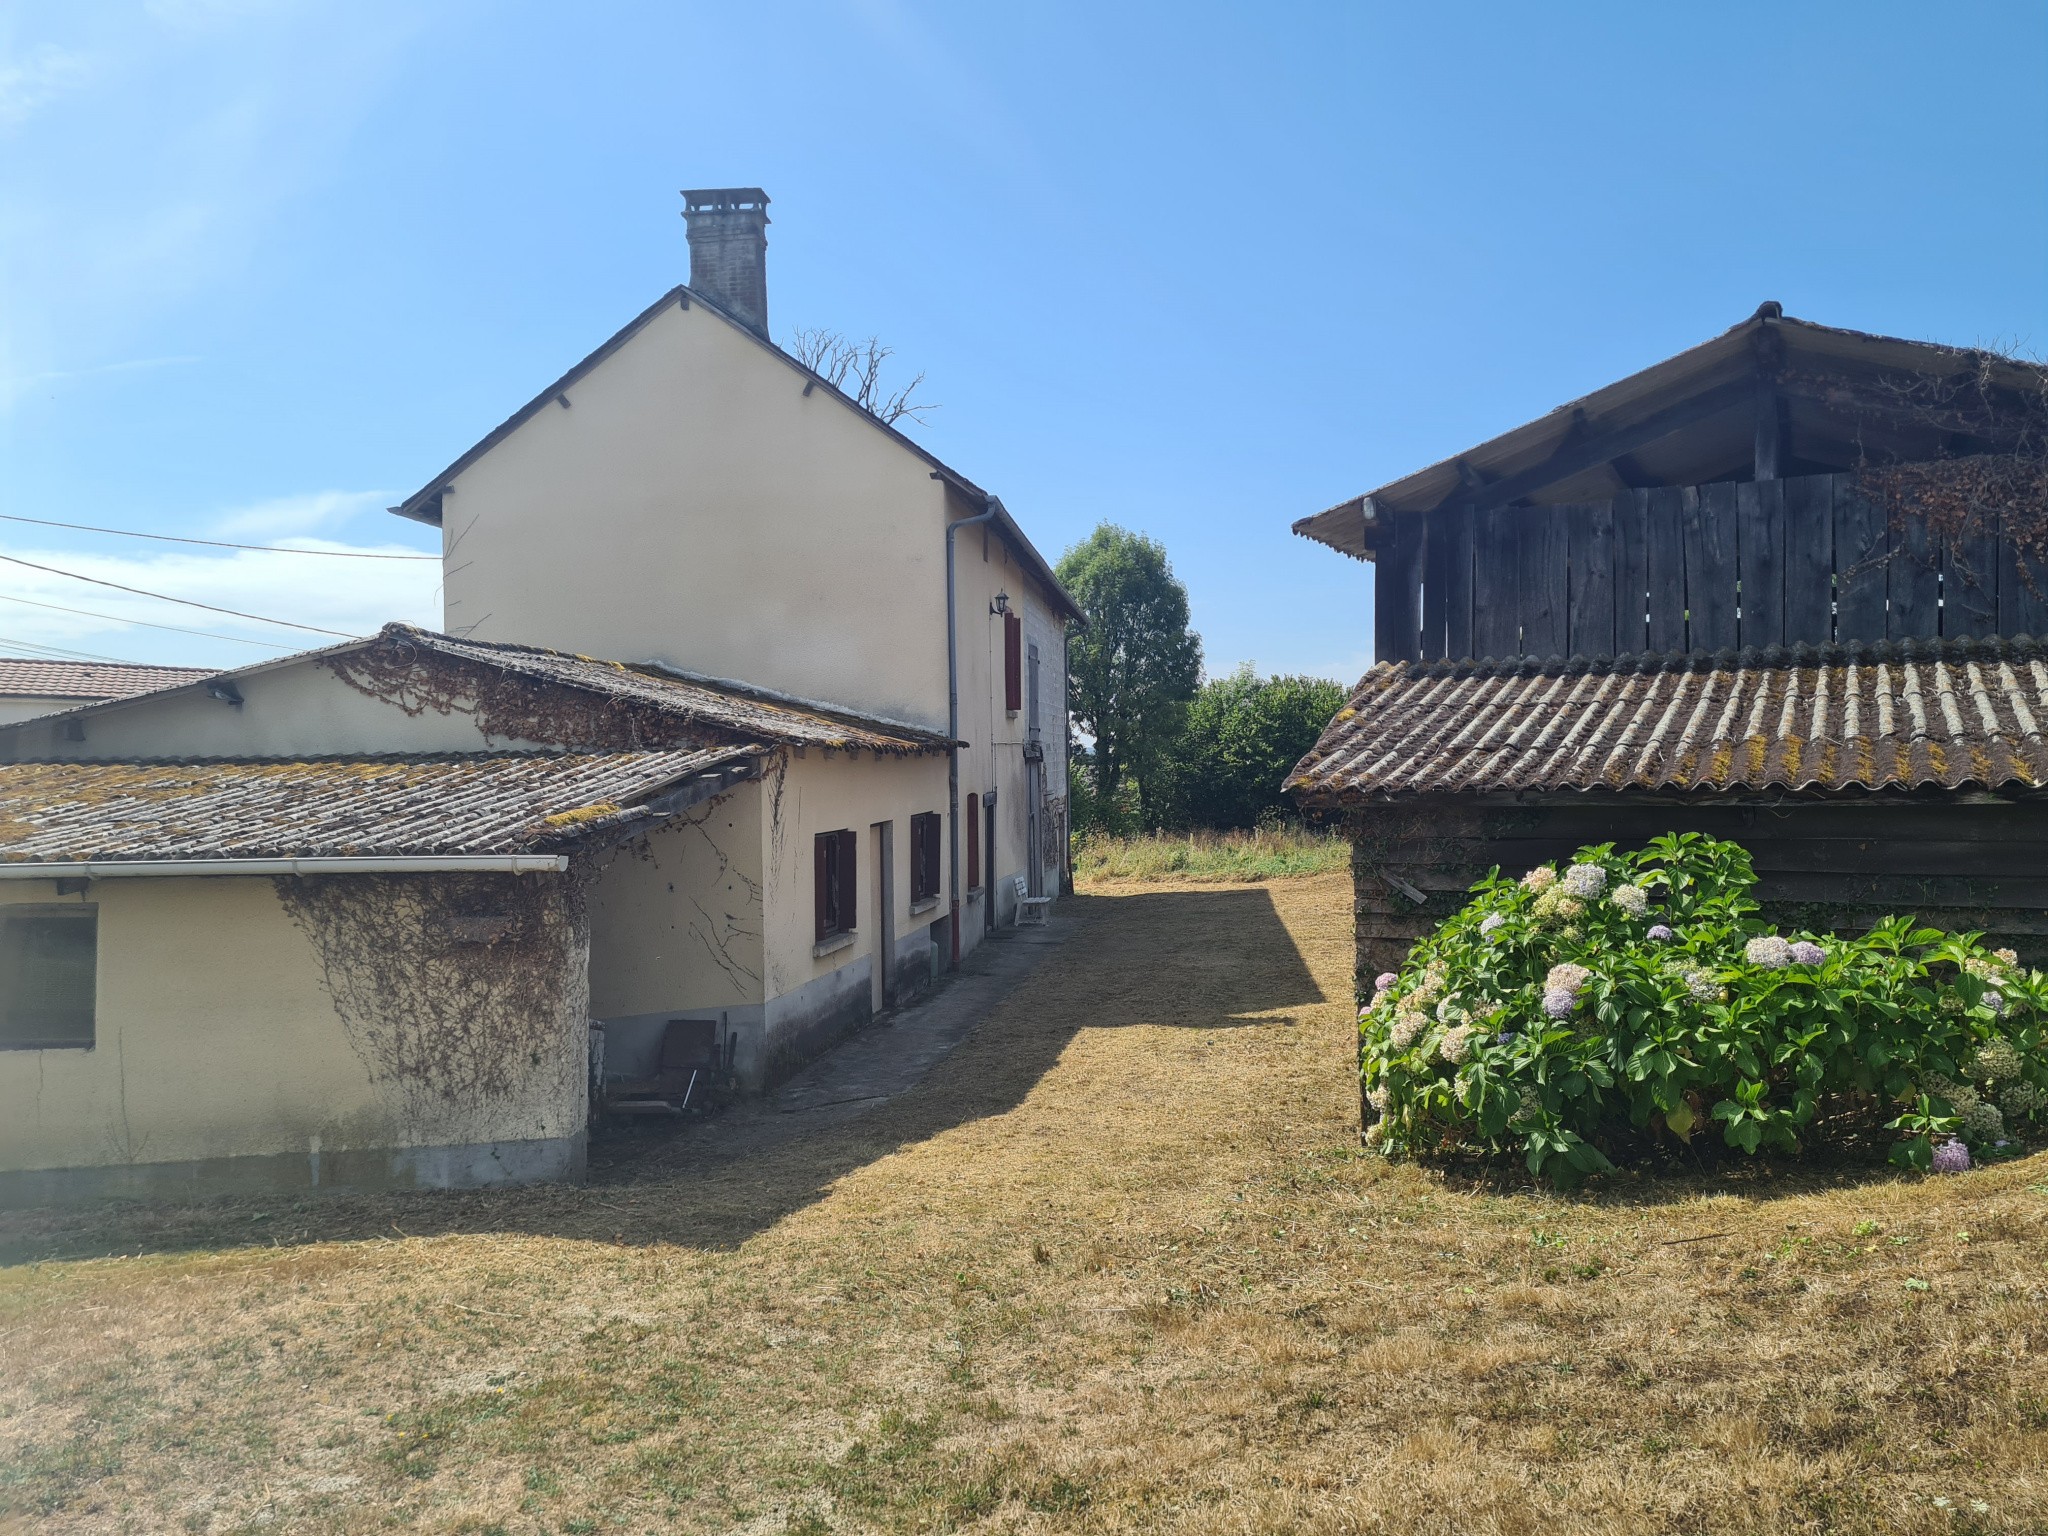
[1836,347,2048,596]
[324,636,727,750]
[273,872,587,1113]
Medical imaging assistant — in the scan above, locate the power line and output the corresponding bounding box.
[0,591,292,649]
[0,512,438,559]
[0,634,138,664]
[0,552,355,637]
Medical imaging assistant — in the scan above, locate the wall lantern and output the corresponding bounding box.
[990,590,1010,616]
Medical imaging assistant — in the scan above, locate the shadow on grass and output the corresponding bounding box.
[0,885,1327,1266]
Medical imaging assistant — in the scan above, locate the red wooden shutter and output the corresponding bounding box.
[814,833,831,941]
[966,795,980,889]
[1004,611,1022,712]
[838,829,857,933]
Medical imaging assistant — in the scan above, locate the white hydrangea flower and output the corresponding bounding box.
[1389,1010,1427,1050]
[1544,962,1591,994]
[1962,1099,2005,1144]
[1681,966,1722,1003]
[1999,1079,2045,1118]
[1970,1039,2023,1083]
[1610,883,1649,917]
[1521,866,1557,892]
[1561,863,1608,898]
[1439,1024,1477,1065]
[1744,935,1794,969]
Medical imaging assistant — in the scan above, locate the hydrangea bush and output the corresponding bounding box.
[1360,833,2048,1186]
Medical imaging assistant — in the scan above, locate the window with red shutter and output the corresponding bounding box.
[1004,611,1022,713]
[910,812,941,903]
[816,829,857,941]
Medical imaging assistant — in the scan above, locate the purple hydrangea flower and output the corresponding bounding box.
[1931,1139,1972,1174]
[1541,987,1576,1019]
[1479,913,1505,937]
[1647,924,1674,942]
[1789,940,1825,966]
[1375,972,1398,993]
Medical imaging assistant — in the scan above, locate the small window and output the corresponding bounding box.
[965,794,980,890]
[0,906,97,1050]
[814,830,857,941]
[1004,611,1022,714]
[910,812,942,904]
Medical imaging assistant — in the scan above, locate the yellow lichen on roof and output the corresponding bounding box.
[1287,637,2048,803]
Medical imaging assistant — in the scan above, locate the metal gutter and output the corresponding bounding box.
[945,496,1002,968]
[0,855,570,880]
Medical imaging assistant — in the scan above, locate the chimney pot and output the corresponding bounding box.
[680,187,770,338]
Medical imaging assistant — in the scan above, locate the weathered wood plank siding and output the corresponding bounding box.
[1371,459,2048,664]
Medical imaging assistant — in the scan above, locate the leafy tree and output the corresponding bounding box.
[1149,665,1348,830]
[1056,525,1201,826]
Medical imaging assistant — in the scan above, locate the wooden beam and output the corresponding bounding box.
[1752,320,1784,482]
[1754,379,1782,481]
[1431,377,1753,516]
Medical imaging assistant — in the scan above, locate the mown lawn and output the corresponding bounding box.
[3,871,2047,1534]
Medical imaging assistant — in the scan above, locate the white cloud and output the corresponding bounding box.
[210,488,394,539]
[0,43,92,127]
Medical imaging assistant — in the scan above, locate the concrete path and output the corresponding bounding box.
[591,909,1077,1179]
[766,915,1073,1123]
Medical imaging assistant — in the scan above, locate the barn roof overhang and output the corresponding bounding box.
[1295,304,2048,563]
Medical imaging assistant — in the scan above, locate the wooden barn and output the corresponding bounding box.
[1286,304,2048,996]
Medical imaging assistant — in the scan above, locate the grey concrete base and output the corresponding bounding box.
[756,959,872,1088]
[0,1132,585,1208]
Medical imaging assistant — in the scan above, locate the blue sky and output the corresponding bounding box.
[2,0,2044,677]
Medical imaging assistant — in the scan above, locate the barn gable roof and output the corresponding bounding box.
[1295,305,2048,563]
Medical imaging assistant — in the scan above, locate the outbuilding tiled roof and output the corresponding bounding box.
[5,625,960,757]
[1287,636,2048,802]
[388,627,957,754]
[0,658,210,700]
[0,747,755,862]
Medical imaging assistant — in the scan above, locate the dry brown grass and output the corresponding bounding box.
[5,872,2048,1534]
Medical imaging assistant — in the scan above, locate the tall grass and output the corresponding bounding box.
[1071,824,1348,884]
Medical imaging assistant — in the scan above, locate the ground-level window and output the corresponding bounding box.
[965,794,981,890]
[815,830,857,941]
[910,812,942,904]
[0,905,97,1050]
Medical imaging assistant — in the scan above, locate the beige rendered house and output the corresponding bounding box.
[392,190,1080,947]
[0,189,1079,1202]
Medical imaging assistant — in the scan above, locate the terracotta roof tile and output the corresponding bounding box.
[1287,636,2048,802]
[0,658,210,700]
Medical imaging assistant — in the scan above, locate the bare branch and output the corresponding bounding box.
[783,327,938,427]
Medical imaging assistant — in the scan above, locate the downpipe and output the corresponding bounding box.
[945,495,1000,968]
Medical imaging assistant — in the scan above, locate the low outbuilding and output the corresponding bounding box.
[0,624,957,1203]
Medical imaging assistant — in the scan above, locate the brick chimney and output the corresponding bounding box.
[680,187,770,338]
